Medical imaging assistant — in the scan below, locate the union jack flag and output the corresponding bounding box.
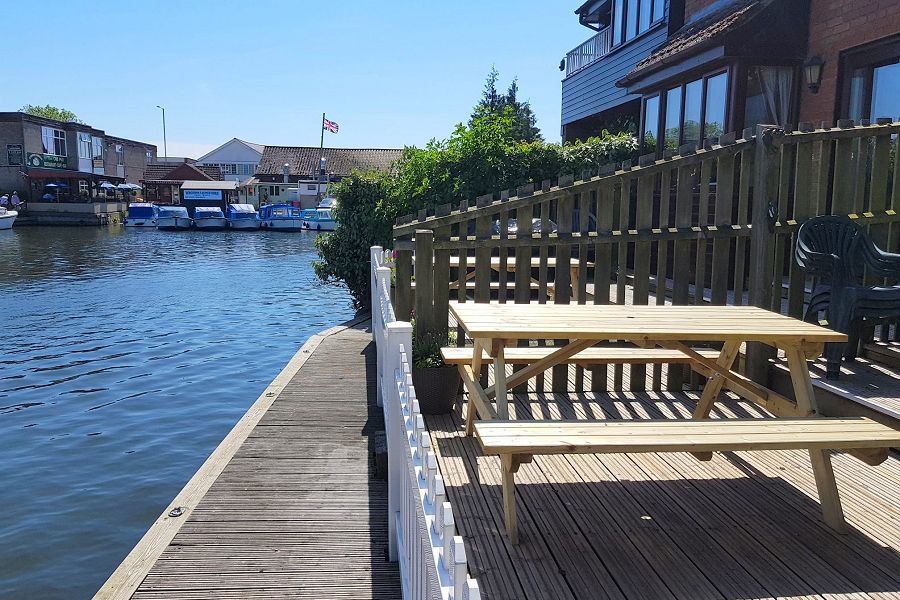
[323,118,339,133]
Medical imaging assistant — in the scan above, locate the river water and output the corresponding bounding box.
[0,227,355,599]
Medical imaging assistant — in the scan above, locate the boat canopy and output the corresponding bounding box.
[127,203,157,218]
[228,204,257,219]
[260,204,300,218]
[194,206,225,217]
[158,206,189,218]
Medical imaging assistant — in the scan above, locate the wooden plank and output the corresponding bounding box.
[415,229,435,341]
[787,140,813,319]
[592,182,615,391]
[498,202,510,304]
[615,179,631,390]
[770,142,793,313]
[668,164,694,390]
[694,158,713,305]
[441,347,722,365]
[631,173,655,390]
[433,224,451,338]
[474,196,493,305]
[553,192,575,392]
[457,200,469,306]
[732,150,753,306]
[395,245,413,321]
[711,153,735,305]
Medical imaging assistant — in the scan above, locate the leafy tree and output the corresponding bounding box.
[20,104,82,123]
[470,68,542,143]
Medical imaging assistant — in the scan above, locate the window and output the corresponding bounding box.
[664,86,682,151]
[41,126,67,156]
[146,151,152,161]
[642,95,660,155]
[78,133,92,159]
[744,66,794,129]
[307,184,317,191]
[92,137,103,161]
[641,71,730,156]
[269,185,280,196]
[841,34,900,121]
[612,0,663,46]
[116,144,124,166]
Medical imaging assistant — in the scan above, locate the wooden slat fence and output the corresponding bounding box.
[392,121,900,393]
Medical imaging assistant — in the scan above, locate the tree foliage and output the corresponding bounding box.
[20,104,82,123]
[470,68,542,143]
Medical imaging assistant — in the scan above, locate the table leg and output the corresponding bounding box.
[494,342,508,419]
[465,339,485,436]
[690,340,741,461]
[785,346,848,533]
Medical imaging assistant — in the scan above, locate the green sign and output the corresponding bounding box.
[27,153,69,169]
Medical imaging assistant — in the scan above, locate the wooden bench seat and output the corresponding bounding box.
[442,346,722,366]
[475,418,900,543]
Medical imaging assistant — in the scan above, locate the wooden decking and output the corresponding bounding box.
[426,390,900,600]
[96,320,400,600]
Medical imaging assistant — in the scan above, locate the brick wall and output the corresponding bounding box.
[799,0,900,124]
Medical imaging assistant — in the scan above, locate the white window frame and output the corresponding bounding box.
[42,126,67,157]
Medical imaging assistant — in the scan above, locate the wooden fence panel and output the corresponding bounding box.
[711,151,735,306]
[631,171,654,390]
[592,181,615,391]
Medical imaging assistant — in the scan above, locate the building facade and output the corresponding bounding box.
[255,146,402,208]
[561,0,900,154]
[141,162,223,205]
[0,112,156,201]
[194,138,264,183]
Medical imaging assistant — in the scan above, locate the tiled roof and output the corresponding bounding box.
[621,0,772,85]
[142,162,222,183]
[257,146,403,177]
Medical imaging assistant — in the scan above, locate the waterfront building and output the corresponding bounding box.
[0,111,156,202]
[141,161,223,205]
[561,0,900,151]
[255,146,402,208]
[194,138,264,183]
[180,180,239,217]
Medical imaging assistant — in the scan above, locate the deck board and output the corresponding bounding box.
[117,322,400,599]
[426,391,900,600]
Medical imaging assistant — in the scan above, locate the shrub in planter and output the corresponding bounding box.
[411,328,460,415]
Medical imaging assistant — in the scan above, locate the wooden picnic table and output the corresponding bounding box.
[445,301,900,542]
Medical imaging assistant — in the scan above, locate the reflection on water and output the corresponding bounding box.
[0,227,354,599]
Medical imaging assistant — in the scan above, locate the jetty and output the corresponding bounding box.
[95,318,400,599]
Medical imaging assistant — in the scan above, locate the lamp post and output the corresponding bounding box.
[156,105,168,161]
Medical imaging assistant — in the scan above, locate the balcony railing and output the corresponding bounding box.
[565,27,612,77]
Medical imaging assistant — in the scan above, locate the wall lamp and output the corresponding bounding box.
[803,56,824,94]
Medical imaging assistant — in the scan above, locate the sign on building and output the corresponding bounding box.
[7,144,23,165]
[183,189,223,200]
[27,153,68,169]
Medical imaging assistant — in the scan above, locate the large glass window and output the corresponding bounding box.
[92,137,103,161]
[744,66,794,129]
[41,126,67,156]
[664,87,682,151]
[682,80,703,146]
[871,62,900,120]
[841,35,900,121]
[116,144,124,166]
[642,95,660,155]
[613,0,662,46]
[704,72,728,139]
[78,132,92,159]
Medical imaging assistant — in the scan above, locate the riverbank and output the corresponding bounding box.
[94,318,399,599]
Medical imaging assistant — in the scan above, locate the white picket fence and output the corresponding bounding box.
[371,247,480,600]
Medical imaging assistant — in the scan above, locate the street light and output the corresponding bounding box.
[156,105,167,161]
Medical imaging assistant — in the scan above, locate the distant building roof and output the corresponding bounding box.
[181,180,239,190]
[257,146,403,178]
[195,138,265,164]
[620,0,773,86]
[142,162,222,183]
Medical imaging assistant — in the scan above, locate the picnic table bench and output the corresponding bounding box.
[447,301,900,544]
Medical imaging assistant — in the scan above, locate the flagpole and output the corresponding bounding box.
[318,112,326,204]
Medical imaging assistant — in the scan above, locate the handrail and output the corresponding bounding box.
[371,247,480,600]
[566,28,612,77]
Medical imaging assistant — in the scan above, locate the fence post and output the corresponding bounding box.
[384,321,412,562]
[415,229,436,345]
[371,246,382,341]
[746,124,782,384]
[376,267,392,408]
[396,239,414,322]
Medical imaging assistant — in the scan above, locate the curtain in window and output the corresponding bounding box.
[757,66,793,126]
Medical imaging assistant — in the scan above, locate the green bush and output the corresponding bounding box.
[315,114,637,311]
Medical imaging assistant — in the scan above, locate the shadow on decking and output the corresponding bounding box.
[425,392,900,600]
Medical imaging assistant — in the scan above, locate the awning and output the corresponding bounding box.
[25,167,82,179]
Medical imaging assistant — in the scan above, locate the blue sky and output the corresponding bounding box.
[5,1,587,158]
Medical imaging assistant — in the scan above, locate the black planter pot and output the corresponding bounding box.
[411,365,460,415]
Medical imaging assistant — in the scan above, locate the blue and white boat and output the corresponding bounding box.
[193,206,227,231]
[124,203,158,227]
[259,203,303,231]
[300,198,337,231]
[157,206,192,231]
[227,204,260,230]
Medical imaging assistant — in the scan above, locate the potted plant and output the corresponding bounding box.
[411,326,460,415]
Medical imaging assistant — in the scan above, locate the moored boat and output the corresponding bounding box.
[157,206,192,231]
[259,203,303,231]
[193,207,227,231]
[300,198,337,232]
[227,204,260,230]
[0,207,16,230]
[124,203,159,227]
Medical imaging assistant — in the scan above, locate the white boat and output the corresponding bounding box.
[300,197,337,231]
[193,206,227,231]
[227,204,260,230]
[259,204,303,231]
[157,206,192,231]
[124,203,158,227]
[0,207,17,230]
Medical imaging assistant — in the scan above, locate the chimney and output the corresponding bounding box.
[282,163,290,184]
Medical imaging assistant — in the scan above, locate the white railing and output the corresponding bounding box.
[565,27,612,76]
[371,247,480,600]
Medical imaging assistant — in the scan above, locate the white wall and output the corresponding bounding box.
[195,139,262,182]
